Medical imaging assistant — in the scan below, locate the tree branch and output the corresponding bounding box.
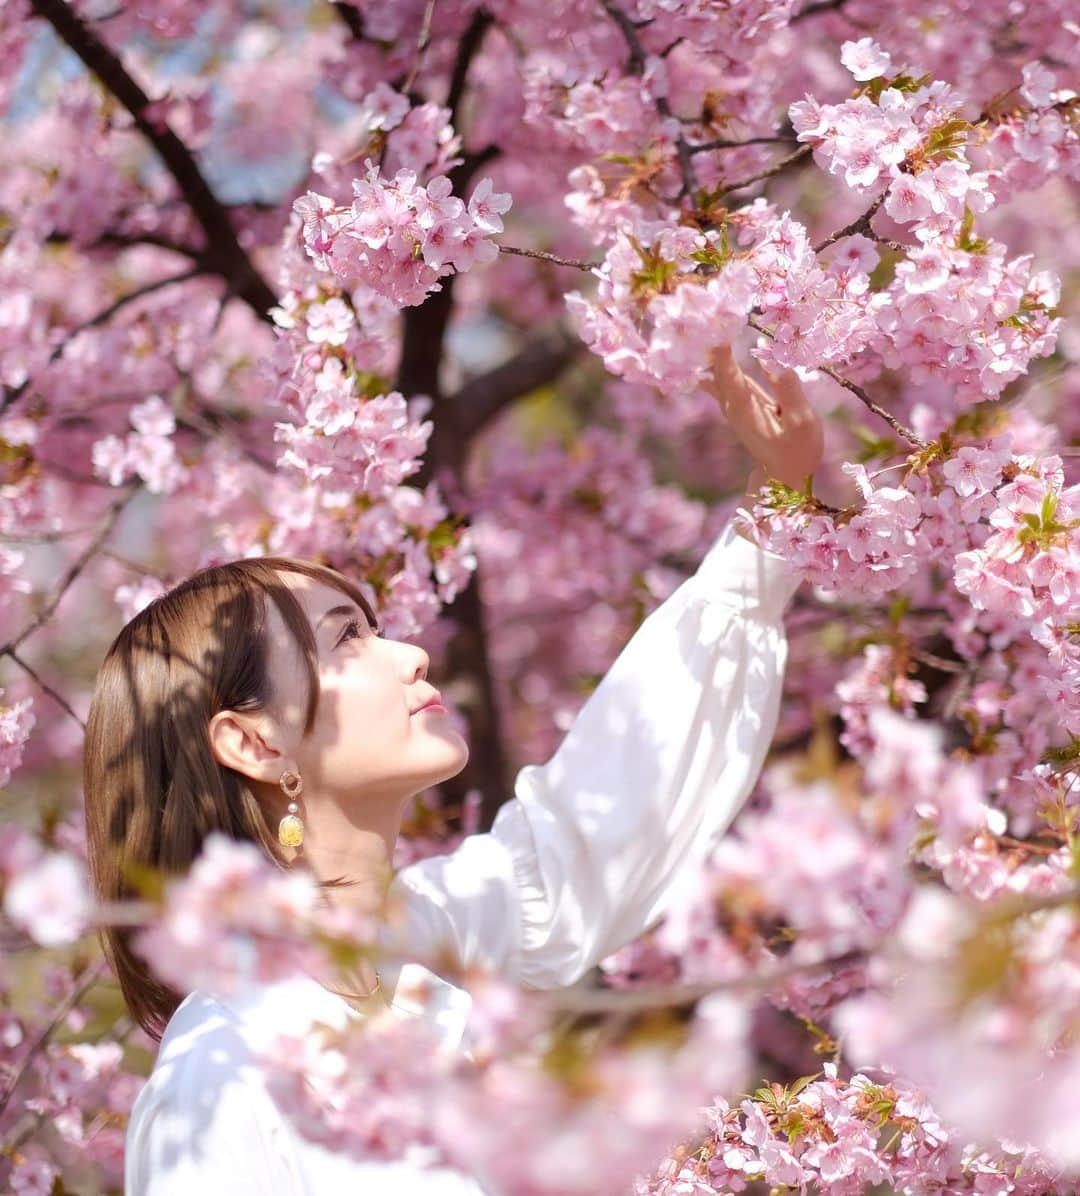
[331,1,364,39]
[688,134,799,155]
[28,0,277,318]
[719,143,813,195]
[599,0,700,204]
[498,244,597,271]
[401,0,439,97]
[456,320,585,437]
[446,8,494,130]
[791,0,851,21]
[1,486,140,658]
[814,189,892,253]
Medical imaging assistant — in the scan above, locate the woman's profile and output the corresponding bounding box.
[82,350,824,1194]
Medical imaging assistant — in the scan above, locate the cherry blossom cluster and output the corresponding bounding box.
[791,40,992,219]
[953,453,1079,630]
[90,395,188,496]
[1,822,88,947]
[638,1060,1070,1196]
[565,224,759,394]
[252,966,751,1196]
[263,275,479,638]
[975,62,1080,198]
[740,458,927,600]
[2,1031,132,1195]
[295,164,511,308]
[835,883,1080,1169]
[131,832,379,999]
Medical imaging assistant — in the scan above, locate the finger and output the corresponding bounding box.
[743,373,784,424]
[769,366,809,417]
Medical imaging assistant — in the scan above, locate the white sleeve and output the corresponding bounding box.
[383,517,802,988]
[125,1018,303,1194]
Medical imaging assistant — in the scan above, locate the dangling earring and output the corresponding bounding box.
[278,770,305,849]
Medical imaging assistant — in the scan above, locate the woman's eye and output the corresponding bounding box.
[339,619,383,645]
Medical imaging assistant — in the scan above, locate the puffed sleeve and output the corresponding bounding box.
[382,516,803,988]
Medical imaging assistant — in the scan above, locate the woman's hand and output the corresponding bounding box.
[704,343,825,497]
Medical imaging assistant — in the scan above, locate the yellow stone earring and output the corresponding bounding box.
[277,770,305,849]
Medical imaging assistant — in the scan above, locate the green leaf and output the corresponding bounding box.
[955,207,990,254]
[1040,489,1059,527]
[888,593,910,623]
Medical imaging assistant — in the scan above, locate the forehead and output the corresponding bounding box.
[268,572,363,632]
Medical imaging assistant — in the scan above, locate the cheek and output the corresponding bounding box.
[320,668,405,741]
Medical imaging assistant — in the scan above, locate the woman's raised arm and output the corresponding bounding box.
[380,516,804,987]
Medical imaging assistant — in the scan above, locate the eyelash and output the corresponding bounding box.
[339,619,382,645]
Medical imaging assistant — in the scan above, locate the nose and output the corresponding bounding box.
[405,642,429,684]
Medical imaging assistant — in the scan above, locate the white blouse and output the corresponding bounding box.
[124,517,803,1195]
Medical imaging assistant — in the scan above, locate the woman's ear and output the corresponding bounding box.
[207,709,285,785]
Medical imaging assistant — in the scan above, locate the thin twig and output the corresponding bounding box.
[401,0,438,96]
[720,144,813,194]
[2,269,202,415]
[498,244,597,270]
[747,317,928,448]
[5,649,85,728]
[688,134,799,155]
[814,190,889,253]
[1,486,139,657]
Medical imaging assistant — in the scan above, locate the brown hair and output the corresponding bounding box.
[83,555,378,1042]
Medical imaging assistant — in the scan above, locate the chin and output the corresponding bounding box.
[427,740,469,789]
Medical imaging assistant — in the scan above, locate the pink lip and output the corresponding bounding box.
[414,701,447,715]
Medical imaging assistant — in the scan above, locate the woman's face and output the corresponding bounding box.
[263,573,469,804]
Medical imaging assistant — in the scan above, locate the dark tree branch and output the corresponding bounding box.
[46,229,202,259]
[456,320,585,438]
[387,15,510,832]
[719,143,813,194]
[600,0,700,204]
[28,0,277,318]
[814,189,890,253]
[446,8,493,128]
[688,134,799,155]
[332,1,364,38]
[791,0,852,21]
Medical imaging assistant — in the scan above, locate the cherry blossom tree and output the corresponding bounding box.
[1,0,1078,1192]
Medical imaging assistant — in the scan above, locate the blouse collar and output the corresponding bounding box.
[214,960,474,1056]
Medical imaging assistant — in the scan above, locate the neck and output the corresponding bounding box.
[299,793,405,1002]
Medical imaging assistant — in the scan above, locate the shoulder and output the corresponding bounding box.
[137,975,349,1106]
[126,987,311,1192]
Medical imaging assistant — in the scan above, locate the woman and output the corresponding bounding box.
[83,348,824,1194]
